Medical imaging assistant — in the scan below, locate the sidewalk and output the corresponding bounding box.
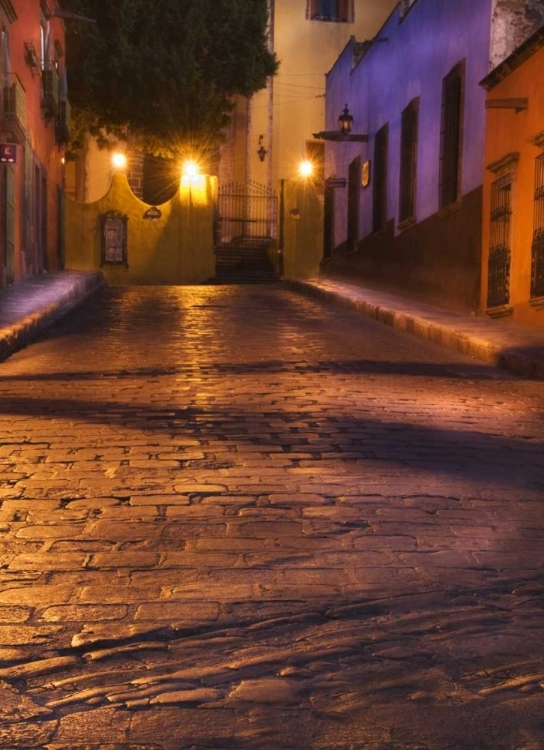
[0,270,104,362]
[286,277,544,379]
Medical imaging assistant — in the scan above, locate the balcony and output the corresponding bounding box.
[56,98,71,145]
[1,75,27,144]
[42,64,59,120]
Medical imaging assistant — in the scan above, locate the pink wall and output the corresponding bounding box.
[1,0,66,283]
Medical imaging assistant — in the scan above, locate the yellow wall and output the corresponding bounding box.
[65,173,216,285]
[482,43,544,329]
[282,179,324,279]
[253,0,397,187]
[222,0,397,190]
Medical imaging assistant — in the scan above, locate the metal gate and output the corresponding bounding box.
[215,180,278,246]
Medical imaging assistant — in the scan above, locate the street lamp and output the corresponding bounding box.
[312,103,368,142]
[182,160,200,179]
[299,160,314,178]
[112,152,127,170]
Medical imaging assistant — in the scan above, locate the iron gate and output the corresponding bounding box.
[215,180,278,246]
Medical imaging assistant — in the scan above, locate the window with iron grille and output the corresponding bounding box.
[486,174,512,309]
[308,0,351,22]
[439,63,463,209]
[531,153,544,298]
[399,98,418,224]
[372,124,388,234]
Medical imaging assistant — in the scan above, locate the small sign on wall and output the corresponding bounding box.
[362,160,371,188]
[143,206,162,220]
[100,210,128,266]
[0,144,17,164]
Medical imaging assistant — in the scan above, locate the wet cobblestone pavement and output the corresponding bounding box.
[0,285,543,749]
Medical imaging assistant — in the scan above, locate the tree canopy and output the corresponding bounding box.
[62,0,278,158]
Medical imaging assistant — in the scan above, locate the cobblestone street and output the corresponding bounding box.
[1,285,543,749]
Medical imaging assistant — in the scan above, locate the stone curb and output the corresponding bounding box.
[0,271,105,363]
[285,278,544,380]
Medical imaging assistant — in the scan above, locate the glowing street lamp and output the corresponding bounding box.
[299,160,314,178]
[182,160,200,179]
[112,152,127,170]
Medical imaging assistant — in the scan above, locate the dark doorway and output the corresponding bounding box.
[324,181,335,261]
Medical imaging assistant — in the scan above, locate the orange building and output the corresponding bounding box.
[0,0,69,288]
[480,25,544,328]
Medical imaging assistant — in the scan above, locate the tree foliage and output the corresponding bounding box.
[63,0,278,157]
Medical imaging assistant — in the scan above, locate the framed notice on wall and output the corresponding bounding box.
[361,160,371,188]
[100,211,128,265]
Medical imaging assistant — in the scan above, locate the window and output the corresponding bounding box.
[487,174,512,309]
[399,98,419,225]
[531,152,544,299]
[439,63,464,209]
[372,124,388,234]
[308,0,350,22]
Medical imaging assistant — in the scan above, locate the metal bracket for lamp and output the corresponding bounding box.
[313,131,369,142]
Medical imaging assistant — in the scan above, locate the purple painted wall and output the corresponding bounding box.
[325,0,493,248]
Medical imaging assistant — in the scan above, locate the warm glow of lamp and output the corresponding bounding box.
[299,160,314,178]
[182,160,200,179]
[112,152,127,170]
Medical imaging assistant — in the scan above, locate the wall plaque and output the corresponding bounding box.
[0,144,17,164]
[362,160,371,188]
[143,206,162,220]
[100,210,128,265]
[326,177,346,188]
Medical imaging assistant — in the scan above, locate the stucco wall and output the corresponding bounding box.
[326,0,493,246]
[282,179,324,279]
[221,0,398,193]
[65,174,216,285]
[491,0,544,68]
[482,42,544,329]
[3,0,66,283]
[322,0,494,313]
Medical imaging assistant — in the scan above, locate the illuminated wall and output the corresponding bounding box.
[481,29,544,329]
[323,0,494,313]
[282,179,324,279]
[64,173,216,285]
[0,0,67,286]
[219,0,398,191]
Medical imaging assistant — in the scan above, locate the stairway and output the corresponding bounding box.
[209,244,281,284]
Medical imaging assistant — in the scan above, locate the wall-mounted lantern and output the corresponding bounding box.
[312,103,368,143]
[257,135,267,162]
[338,104,354,135]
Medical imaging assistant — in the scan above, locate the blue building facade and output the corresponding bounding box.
[323,0,494,313]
